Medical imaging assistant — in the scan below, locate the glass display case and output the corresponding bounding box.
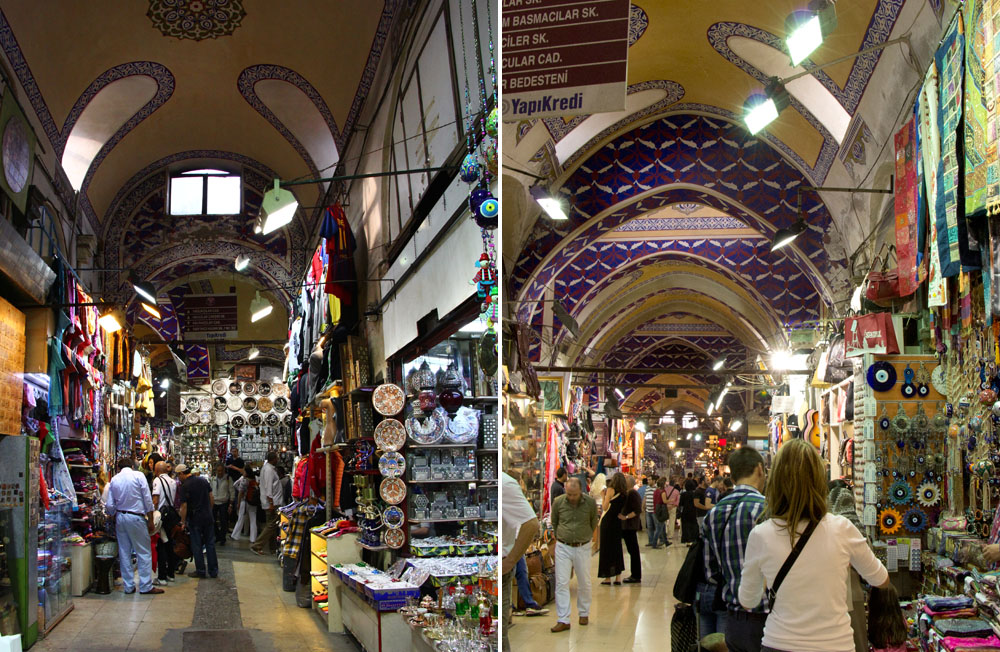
[503,395,546,514]
[37,498,73,634]
[0,509,18,636]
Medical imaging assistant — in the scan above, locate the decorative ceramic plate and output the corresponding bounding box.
[231,414,246,429]
[248,412,263,427]
[283,414,293,426]
[199,412,212,425]
[373,383,406,416]
[185,412,199,425]
[214,410,229,426]
[212,379,228,396]
[265,413,279,427]
[384,527,405,549]
[258,382,271,396]
[198,396,212,412]
[214,396,227,411]
[273,397,288,412]
[243,397,257,411]
[257,397,273,412]
[378,452,406,478]
[406,410,445,445]
[374,418,406,452]
[242,382,257,395]
[229,382,241,395]
[272,383,289,398]
[931,365,948,396]
[185,397,200,412]
[380,478,406,505]
[227,395,243,412]
[382,505,405,529]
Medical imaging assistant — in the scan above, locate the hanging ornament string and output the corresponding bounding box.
[456,0,479,186]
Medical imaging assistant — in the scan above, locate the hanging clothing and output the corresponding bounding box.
[320,204,357,304]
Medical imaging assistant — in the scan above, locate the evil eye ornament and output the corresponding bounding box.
[879,508,902,535]
[867,361,897,392]
[475,195,499,230]
[903,508,928,533]
[888,480,912,505]
[901,364,916,397]
[459,153,480,182]
[469,188,491,213]
[879,404,891,432]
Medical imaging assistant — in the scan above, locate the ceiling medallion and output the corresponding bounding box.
[147,0,246,41]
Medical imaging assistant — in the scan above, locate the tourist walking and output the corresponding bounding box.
[210,463,233,545]
[549,478,598,632]
[597,472,627,584]
[230,467,259,542]
[619,474,642,583]
[739,439,890,652]
[652,477,677,548]
[679,478,700,544]
[105,458,163,595]
[501,472,539,652]
[643,476,657,547]
[251,452,285,555]
[151,461,179,583]
[177,464,218,579]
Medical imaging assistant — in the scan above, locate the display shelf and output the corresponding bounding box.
[354,539,388,552]
[469,396,498,404]
[406,443,477,449]
[410,517,488,524]
[346,469,381,475]
[408,479,481,484]
[476,448,498,454]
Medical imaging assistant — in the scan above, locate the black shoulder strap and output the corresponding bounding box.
[766,520,819,606]
[158,477,173,508]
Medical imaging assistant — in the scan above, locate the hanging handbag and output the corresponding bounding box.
[865,246,901,305]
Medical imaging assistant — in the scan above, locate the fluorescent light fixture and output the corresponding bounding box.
[158,391,166,398]
[634,421,646,433]
[141,302,161,319]
[250,291,273,322]
[235,254,250,271]
[743,78,789,135]
[133,280,157,304]
[614,388,625,400]
[668,440,676,449]
[772,218,807,251]
[694,433,702,441]
[98,308,123,333]
[686,432,692,440]
[248,346,260,360]
[707,402,715,416]
[712,356,726,371]
[260,179,299,235]
[530,186,569,220]
[159,378,170,389]
[730,419,743,432]
[786,13,822,65]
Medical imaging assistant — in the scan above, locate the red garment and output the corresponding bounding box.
[292,457,310,500]
[39,470,49,510]
[321,204,357,304]
[151,533,158,572]
[309,434,327,500]
[330,450,344,509]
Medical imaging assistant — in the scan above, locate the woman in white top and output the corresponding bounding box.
[738,439,889,652]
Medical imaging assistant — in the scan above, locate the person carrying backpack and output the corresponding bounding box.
[230,467,259,542]
[651,477,678,548]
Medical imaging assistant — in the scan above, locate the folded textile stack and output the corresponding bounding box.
[917,594,1000,651]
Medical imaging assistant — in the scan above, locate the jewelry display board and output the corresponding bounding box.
[0,297,25,436]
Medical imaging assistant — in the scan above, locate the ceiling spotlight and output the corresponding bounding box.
[158,390,166,398]
[235,254,250,272]
[133,280,157,305]
[686,432,692,440]
[695,433,702,442]
[730,419,743,432]
[530,186,569,221]
[248,345,260,360]
[159,378,170,389]
[743,78,790,135]
[771,350,793,371]
[250,291,273,322]
[771,218,807,251]
[712,356,726,371]
[260,179,299,235]
[634,421,646,433]
[97,306,124,333]
[141,302,161,319]
[614,387,625,400]
[785,0,837,66]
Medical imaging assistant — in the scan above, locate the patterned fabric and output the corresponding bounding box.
[986,0,1000,213]
[281,504,311,560]
[895,115,920,296]
[920,62,948,306]
[937,15,965,278]
[967,0,991,215]
[701,485,767,612]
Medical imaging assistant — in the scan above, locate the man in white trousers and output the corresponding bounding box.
[105,458,163,595]
[549,477,599,633]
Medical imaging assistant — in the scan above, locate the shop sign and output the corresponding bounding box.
[501,0,630,120]
[0,296,24,436]
[182,294,238,339]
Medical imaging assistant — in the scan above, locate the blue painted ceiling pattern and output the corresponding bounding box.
[512,114,844,311]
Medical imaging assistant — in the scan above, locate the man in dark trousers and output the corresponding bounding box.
[177,464,218,579]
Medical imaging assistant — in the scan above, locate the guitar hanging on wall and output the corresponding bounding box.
[803,408,821,450]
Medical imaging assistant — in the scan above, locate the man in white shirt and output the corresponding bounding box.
[106,458,163,595]
[151,461,180,582]
[501,472,538,652]
[251,452,285,555]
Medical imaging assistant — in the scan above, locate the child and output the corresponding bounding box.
[868,584,908,652]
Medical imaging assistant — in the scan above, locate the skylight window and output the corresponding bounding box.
[169,170,241,216]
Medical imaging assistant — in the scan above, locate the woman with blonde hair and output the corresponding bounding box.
[738,439,889,652]
[597,471,628,585]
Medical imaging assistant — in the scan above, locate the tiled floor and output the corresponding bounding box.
[29,540,359,651]
[507,538,688,652]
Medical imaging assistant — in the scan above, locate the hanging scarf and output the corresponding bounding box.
[920,61,949,306]
[895,115,920,295]
[986,0,1000,213]
[937,16,965,277]
[967,0,990,216]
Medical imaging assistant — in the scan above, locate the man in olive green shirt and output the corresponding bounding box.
[549,478,598,632]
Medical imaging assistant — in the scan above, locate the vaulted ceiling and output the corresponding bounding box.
[503,0,945,417]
